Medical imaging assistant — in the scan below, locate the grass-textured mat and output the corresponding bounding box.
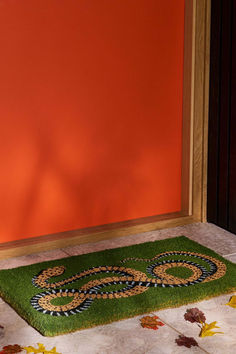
[0,236,236,336]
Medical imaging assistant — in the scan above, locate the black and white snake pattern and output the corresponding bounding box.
[30,251,226,316]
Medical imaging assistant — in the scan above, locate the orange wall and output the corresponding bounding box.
[0,0,185,243]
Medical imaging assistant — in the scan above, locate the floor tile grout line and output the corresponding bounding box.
[157,316,211,354]
[60,249,72,257]
[223,252,236,257]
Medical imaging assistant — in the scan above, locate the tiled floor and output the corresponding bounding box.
[0,222,236,353]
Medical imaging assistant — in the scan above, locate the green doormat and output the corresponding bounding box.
[0,236,236,337]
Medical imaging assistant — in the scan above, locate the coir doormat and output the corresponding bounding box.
[0,236,236,337]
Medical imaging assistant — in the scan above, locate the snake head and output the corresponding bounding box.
[32,265,66,289]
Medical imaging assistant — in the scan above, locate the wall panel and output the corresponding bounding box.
[0,0,185,242]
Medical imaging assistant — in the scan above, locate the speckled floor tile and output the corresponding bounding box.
[92,319,207,354]
[156,223,236,256]
[155,293,236,354]
[146,344,206,354]
[224,253,236,263]
[62,222,236,258]
[0,249,68,270]
[0,301,207,354]
[0,302,68,351]
[0,326,3,341]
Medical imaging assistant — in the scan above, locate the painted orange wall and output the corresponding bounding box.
[0,0,185,243]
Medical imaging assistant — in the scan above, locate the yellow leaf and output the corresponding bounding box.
[23,346,38,354]
[199,321,223,337]
[225,295,236,308]
[37,343,46,352]
[23,343,46,353]
[44,347,61,354]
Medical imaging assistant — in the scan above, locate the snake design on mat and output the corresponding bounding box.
[30,251,226,316]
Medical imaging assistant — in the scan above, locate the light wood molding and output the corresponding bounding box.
[0,1,210,259]
[192,0,211,221]
[181,0,195,215]
[202,0,211,222]
[0,213,198,260]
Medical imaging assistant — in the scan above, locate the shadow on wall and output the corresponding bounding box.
[0,0,184,242]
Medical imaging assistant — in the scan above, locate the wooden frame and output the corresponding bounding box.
[0,0,211,259]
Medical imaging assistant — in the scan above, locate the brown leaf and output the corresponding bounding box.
[184,308,206,323]
[175,335,198,348]
[140,315,165,330]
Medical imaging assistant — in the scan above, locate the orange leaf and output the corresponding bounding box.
[140,315,165,330]
[1,345,23,353]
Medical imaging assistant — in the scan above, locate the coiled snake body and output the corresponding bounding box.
[30,251,226,316]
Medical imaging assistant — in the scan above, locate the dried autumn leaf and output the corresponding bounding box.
[23,343,46,354]
[24,345,39,353]
[184,308,206,323]
[175,335,198,348]
[43,348,61,354]
[199,321,223,337]
[0,344,23,353]
[225,295,236,308]
[140,315,165,330]
[23,343,61,354]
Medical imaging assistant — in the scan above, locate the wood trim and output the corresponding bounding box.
[207,0,221,224]
[0,211,184,250]
[0,1,210,259]
[202,0,211,222]
[192,0,211,221]
[181,0,210,220]
[0,213,198,259]
[181,0,195,214]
